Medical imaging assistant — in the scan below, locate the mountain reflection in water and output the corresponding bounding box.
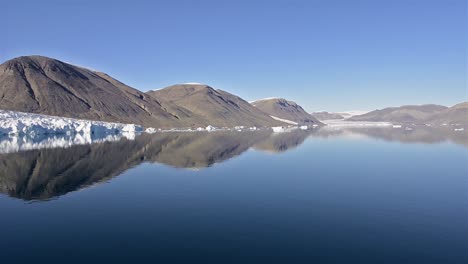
[0,126,466,201]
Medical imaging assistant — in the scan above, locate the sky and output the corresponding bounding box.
[3,0,467,112]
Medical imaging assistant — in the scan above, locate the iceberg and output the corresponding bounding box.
[205,125,216,132]
[272,126,285,133]
[145,127,157,134]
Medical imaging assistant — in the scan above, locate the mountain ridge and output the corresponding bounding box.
[251,98,322,125]
[348,103,467,126]
[147,83,284,127]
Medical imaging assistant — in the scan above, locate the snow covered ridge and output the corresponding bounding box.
[0,110,143,136]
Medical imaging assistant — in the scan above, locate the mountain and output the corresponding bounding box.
[251,98,322,125]
[311,111,344,120]
[348,104,448,124]
[147,83,283,127]
[426,102,468,126]
[0,56,202,128]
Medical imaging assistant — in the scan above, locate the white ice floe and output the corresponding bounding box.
[0,110,143,136]
[454,128,465,131]
[205,125,216,131]
[272,127,285,133]
[270,116,298,125]
[300,125,308,130]
[145,127,157,133]
[393,125,402,128]
[271,126,299,133]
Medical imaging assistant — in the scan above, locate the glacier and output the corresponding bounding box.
[0,110,143,136]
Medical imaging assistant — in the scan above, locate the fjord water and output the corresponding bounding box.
[0,128,467,263]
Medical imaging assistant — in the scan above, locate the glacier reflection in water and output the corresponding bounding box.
[0,131,136,154]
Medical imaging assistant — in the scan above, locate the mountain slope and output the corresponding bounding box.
[426,102,468,126]
[0,56,200,128]
[147,83,283,127]
[251,98,322,125]
[348,104,448,124]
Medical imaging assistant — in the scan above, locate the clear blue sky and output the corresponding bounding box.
[3,0,466,112]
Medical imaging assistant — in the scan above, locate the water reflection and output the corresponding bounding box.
[0,131,273,200]
[253,129,313,153]
[317,125,468,146]
[0,126,466,200]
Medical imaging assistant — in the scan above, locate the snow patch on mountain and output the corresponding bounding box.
[182,82,205,85]
[250,97,281,103]
[270,115,298,125]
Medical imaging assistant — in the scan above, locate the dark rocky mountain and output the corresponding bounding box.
[147,84,283,127]
[348,104,448,124]
[311,111,344,120]
[0,56,203,128]
[251,98,322,125]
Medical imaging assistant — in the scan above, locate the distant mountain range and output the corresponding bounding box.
[311,111,344,120]
[348,103,467,126]
[0,55,466,128]
[251,98,322,125]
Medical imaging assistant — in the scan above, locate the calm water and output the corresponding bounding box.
[0,127,467,263]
